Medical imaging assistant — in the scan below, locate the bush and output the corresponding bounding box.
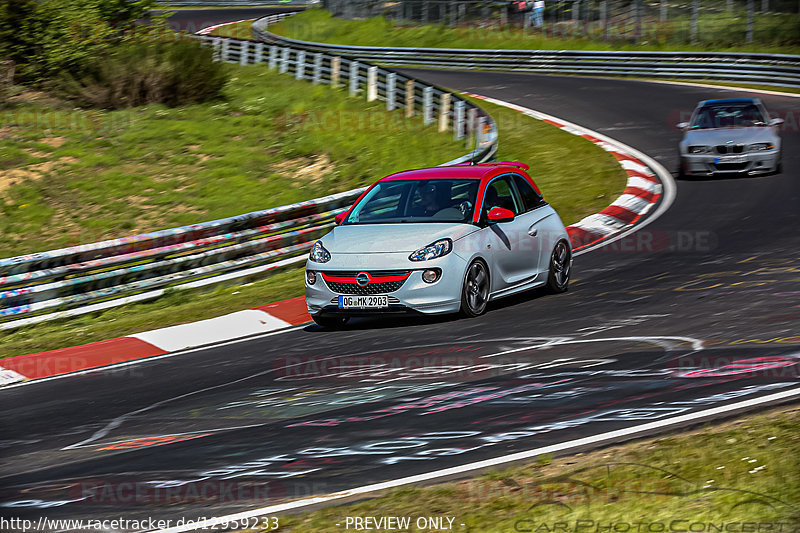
[58,38,229,109]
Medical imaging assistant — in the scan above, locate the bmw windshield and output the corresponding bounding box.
[344,179,480,225]
[690,103,768,129]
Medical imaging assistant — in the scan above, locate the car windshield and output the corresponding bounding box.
[690,103,767,129]
[345,179,480,225]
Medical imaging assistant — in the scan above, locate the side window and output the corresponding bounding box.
[483,176,522,216]
[513,175,544,212]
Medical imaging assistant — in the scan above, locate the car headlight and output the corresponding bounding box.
[309,241,331,263]
[409,239,452,262]
[688,145,712,154]
[746,142,774,152]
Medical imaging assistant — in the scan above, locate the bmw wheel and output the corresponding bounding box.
[460,260,490,317]
[312,315,350,329]
[546,240,571,293]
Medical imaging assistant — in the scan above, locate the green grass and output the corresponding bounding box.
[253,405,800,531]
[0,64,467,258]
[267,9,800,54]
[0,63,625,358]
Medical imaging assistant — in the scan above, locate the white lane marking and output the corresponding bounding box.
[0,325,307,391]
[148,386,800,533]
[461,92,677,257]
[131,310,291,352]
[621,78,800,99]
[480,335,704,359]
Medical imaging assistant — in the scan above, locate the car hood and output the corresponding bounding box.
[683,127,777,145]
[323,223,479,253]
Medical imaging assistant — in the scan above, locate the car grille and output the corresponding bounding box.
[321,270,411,295]
[716,144,744,154]
[714,162,748,171]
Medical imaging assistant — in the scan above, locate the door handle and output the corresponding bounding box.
[528,226,538,237]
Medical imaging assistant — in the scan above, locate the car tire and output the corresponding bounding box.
[312,315,350,329]
[545,240,571,294]
[459,260,490,318]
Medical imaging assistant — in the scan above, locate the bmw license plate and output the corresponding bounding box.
[338,295,389,309]
[714,155,745,164]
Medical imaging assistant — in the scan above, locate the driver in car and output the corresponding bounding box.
[418,184,443,216]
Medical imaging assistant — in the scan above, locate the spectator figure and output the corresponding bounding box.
[531,0,545,27]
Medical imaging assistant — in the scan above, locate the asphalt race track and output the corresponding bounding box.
[1,43,799,530]
[147,6,298,33]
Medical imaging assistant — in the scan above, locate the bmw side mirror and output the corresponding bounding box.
[487,207,515,223]
[769,117,784,127]
[334,212,347,225]
[676,122,689,131]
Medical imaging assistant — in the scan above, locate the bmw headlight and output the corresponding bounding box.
[688,145,712,154]
[746,142,774,152]
[409,239,452,262]
[309,241,331,263]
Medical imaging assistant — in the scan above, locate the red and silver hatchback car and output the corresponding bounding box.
[305,162,572,328]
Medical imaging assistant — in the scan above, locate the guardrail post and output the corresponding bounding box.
[331,56,341,88]
[454,100,465,140]
[221,39,230,63]
[312,53,323,84]
[280,47,290,73]
[386,73,396,111]
[254,43,265,64]
[423,86,433,126]
[268,45,278,70]
[349,61,360,96]
[239,41,249,65]
[439,93,451,132]
[405,80,415,117]
[477,116,487,145]
[367,66,378,102]
[296,50,306,80]
[212,38,222,62]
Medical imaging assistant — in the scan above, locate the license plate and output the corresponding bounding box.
[338,295,389,309]
[714,156,745,164]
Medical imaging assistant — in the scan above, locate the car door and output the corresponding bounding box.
[479,174,540,290]
[511,174,555,275]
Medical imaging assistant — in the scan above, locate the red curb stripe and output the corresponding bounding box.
[2,337,167,380]
[609,152,642,163]
[598,205,642,225]
[566,226,609,251]
[623,186,659,203]
[255,296,312,326]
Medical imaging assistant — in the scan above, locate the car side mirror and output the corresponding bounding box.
[334,212,347,225]
[769,117,784,127]
[487,207,515,223]
[676,122,689,131]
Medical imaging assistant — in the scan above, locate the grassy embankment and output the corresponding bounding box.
[256,405,800,531]
[265,9,800,54]
[1,55,624,357]
[254,10,800,95]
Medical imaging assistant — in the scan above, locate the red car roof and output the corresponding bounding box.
[381,162,534,186]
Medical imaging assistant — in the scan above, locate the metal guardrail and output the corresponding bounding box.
[253,15,800,89]
[0,25,498,330]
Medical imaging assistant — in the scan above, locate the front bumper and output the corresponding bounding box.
[305,254,465,317]
[681,150,779,176]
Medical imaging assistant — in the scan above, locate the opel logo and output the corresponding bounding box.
[356,272,370,287]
